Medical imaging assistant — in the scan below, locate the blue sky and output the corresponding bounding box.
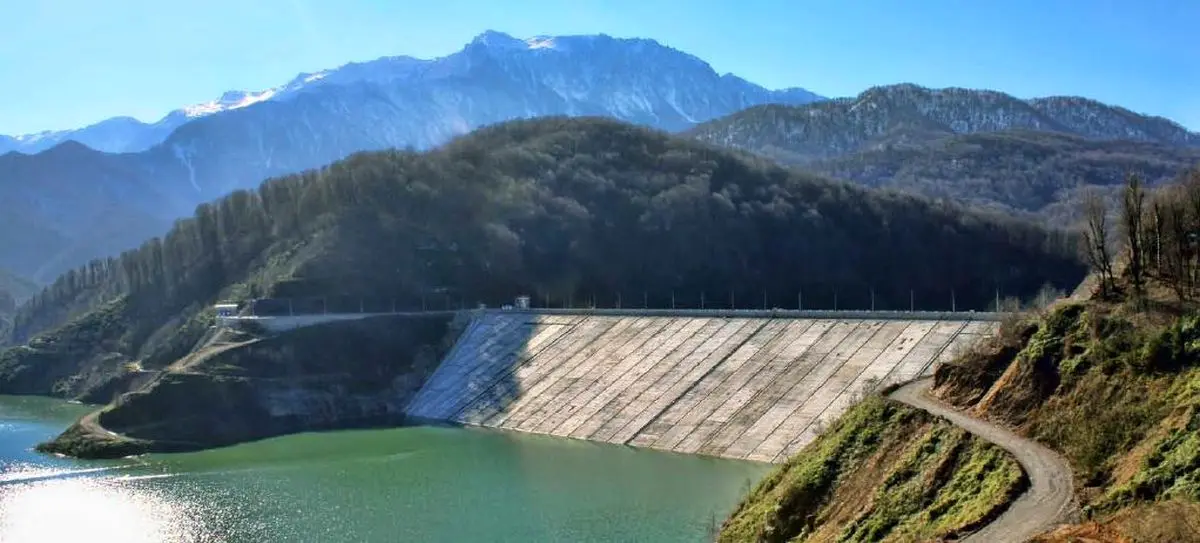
[2,0,1197,134]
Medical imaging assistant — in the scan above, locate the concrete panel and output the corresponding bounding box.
[743,321,886,462]
[459,315,612,426]
[879,321,967,388]
[406,314,526,418]
[447,319,579,423]
[496,317,640,431]
[650,320,795,453]
[617,319,762,446]
[773,321,920,461]
[483,317,620,427]
[405,312,1002,463]
[717,321,858,460]
[697,320,830,456]
[668,320,806,455]
[520,318,661,434]
[561,319,699,439]
[412,314,537,419]
[583,319,723,443]
[545,319,682,437]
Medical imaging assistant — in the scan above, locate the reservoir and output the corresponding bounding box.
[0,395,770,542]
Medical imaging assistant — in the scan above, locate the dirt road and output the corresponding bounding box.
[889,378,1078,543]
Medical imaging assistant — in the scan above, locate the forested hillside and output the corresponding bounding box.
[687,85,1200,225]
[0,117,1085,399]
[809,131,1200,224]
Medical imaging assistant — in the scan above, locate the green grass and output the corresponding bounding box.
[843,429,1025,542]
[935,300,1200,525]
[717,396,1025,543]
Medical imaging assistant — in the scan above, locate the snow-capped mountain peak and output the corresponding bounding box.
[470,29,529,49]
[182,89,280,118]
[0,30,823,156]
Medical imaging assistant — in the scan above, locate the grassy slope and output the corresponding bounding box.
[718,396,1026,542]
[933,301,1200,542]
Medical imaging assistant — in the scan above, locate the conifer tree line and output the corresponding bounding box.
[6,117,1086,347]
[1084,167,1200,301]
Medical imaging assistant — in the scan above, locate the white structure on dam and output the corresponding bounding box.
[405,310,997,463]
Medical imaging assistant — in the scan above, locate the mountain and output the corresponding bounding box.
[0,30,822,156]
[1,117,1084,403]
[0,269,37,337]
[688,84,1200,162]
[808,130,1200,224]
[0,142,188,282]
[0,82,307,155]
[0,31,823,279]
[687,84,1200,222]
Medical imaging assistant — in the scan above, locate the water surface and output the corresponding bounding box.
[0,395,770,542]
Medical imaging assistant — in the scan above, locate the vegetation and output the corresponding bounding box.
[720,167,1200,542]
[931,175,1200,540]
[38,314,454,458]
[808,131,1200,227]
[687,85,1200,226]
[0,117,1083,399]
[934,300,1200,541]
[717,396,1026,542]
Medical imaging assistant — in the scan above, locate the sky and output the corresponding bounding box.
[2,0,1198,134]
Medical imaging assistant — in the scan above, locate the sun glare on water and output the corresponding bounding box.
[0,469,215,543]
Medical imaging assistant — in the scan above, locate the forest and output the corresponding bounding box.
[0,117,1086,396]
[1082,167,1200,304]
[810,131,1200,224]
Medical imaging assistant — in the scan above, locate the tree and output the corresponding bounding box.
[1081,187,1114,297]
[1122,172,1147,301]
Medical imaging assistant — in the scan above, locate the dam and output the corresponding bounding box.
[404,310,997,463]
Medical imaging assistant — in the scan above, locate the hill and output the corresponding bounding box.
[808,130,1200,225]
[39,315,456,458]
[719,173,1200,542]
[688,84,1199,161]
[687,84,1200,224]
[718,396,1026,542]
[0,116,1084,403]
[0,31,821,280]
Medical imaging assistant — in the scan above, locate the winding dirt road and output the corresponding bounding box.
[888,378,1079,543]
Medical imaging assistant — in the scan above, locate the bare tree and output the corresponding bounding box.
[1149,194,1166,275]
[1122,172,1147,302]
[1081,187,1114,297]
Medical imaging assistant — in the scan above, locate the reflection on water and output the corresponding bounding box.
[0,396,770,542]
[0,474,215,543]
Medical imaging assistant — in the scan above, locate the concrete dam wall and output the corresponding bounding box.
[405,312,996,463]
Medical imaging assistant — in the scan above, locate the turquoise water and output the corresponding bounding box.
[0,395,770,542]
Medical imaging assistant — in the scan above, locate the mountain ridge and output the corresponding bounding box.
[688,83,1200,162]
[686,84,1200,224]
[0,31,825,281]
[0,30,822,155]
